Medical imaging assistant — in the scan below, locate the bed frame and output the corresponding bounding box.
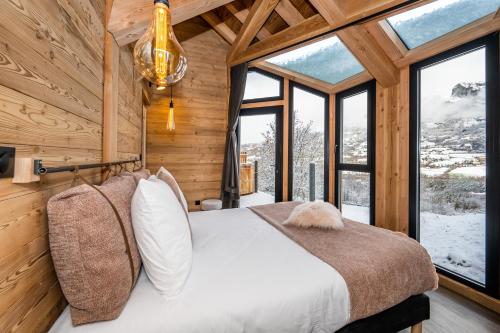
[336,294,429,333]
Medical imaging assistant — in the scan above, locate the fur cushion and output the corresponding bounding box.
[284,201,344,230]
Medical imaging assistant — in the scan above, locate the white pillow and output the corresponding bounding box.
[131,176,192,298]
[156,166,188,212]
[284,201,344,230]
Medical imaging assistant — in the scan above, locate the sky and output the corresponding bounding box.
[240,113,275,144]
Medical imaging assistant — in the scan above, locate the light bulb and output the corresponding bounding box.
[167,99,175,131]
[134,0,187,86]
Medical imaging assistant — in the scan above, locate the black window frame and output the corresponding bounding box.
[409,33,500,298]
[238,106,284,203]
[287,81,330,202]
[334,80,376,225]
[242,68,284,104]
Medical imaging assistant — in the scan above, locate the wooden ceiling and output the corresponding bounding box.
[107,0,500,91]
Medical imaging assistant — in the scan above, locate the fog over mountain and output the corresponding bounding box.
[421,81,485,123]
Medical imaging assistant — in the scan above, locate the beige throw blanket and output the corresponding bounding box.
[249,202,438,322]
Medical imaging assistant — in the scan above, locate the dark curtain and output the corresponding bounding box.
[221,63,248,208]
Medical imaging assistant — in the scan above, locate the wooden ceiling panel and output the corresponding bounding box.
[275,0,304,26]
[201,11,238,44]
[214,6,243,35]
[228,0,281,61]
[108,0,235,46]
[290,0,318,18]
[263,10,289,34]
[225,0,272,40]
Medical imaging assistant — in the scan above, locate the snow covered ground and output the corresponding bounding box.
[449,166,485,178]
[342,204,370,224]
[240,191,275,207]
[420,212,485,284]
[340,205,485,284]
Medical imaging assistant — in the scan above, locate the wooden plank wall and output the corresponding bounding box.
[0,1,143,332]
[117,47,143,161]
[146,18,229,211]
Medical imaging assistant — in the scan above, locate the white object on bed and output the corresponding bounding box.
[284,201,344,230]
[201,198,222,211]
[156,166,188,211]
[49,208,350,333]
[131,176,192,298]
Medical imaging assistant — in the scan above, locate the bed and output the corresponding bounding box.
[49,206,433,333]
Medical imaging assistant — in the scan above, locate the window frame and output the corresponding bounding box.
[409,33,500,298]
[287,81,330,202]
[242,68,284,104]
[334,80,376,225]
[238,105,284,203]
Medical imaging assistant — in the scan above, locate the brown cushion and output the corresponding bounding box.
[156,169,188,215]
[47,175,141,325]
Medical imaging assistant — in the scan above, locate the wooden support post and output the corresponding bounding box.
[329,94,335,204]
[103,31,120,162]
[411,322,423,333]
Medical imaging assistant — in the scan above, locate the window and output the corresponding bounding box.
[243,69,283,102]
[335,81,376,225]
[288,83,329,201]
[410,34,500,297]
[267,35,365,85]
[387,0,500,49]
[238,107,283,207]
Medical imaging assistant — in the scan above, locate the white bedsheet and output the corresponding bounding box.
[49,208,350,333]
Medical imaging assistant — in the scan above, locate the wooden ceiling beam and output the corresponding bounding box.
[225,2,272,40]
[201,11,237,44]
[254,61,332,93]
[227,0,281,63]
[108,0,234,46]
[230,0,413,66]
[364,20,407,62]
[253,61,373,94]
[308,0,345,24]
[275,0,305,26]
[337,25,399,87]
[229,14,330,65]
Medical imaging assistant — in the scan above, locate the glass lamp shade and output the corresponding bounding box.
[134,0,187,86]
[167,100,175,131]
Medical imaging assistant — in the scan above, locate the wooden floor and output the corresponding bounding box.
[399,287,500,333]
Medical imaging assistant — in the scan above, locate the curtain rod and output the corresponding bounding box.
[34,156,142,176]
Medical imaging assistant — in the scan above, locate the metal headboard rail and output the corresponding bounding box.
[34,156,142,176]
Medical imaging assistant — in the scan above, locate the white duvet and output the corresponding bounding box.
[49,208,350,333]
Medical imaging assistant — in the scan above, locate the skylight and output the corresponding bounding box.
[387,0,500,49]
[266,35,365,85]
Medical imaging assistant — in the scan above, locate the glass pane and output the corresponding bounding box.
[267,36,365,85]
[387,0,500,49]
[341,92,368,164]
[292,87,325,201]
[419,47,486,284]
[339,171,370,224]
[239,114,276,207]
[243,71,281,100]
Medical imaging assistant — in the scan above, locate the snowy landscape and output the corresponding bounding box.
[241,76,486,284]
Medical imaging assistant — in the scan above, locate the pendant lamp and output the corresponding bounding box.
[134,0,187,86]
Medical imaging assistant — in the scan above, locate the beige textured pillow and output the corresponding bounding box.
[48,175,141,325]
[284,201,344,230]
[156,167,188,214]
